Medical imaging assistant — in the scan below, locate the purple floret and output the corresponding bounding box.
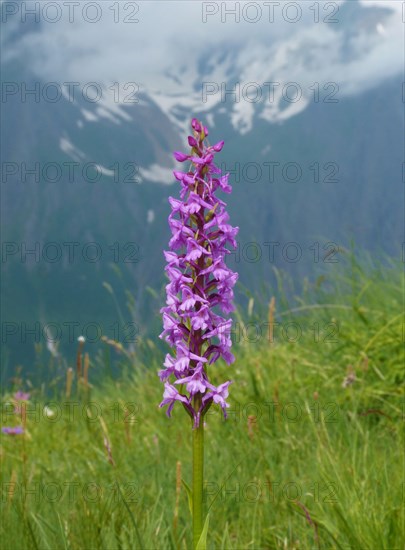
[2,426,24,435]
[14,391,30,401]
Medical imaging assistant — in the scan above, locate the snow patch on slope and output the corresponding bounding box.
[59,137,85,162]
[139,164,175,185]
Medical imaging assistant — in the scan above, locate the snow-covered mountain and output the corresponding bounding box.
[1,0,403,369]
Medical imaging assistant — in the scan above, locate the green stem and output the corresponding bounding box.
[192,397,204,549]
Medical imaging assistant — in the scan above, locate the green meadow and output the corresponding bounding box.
[1,254,403,549]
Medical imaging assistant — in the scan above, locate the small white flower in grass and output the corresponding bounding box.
[43,406,55,418]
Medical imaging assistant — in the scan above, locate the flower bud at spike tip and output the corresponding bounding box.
[173,151,190,162]
[212,140,225,152]
[188,136,198,148]
[191,118,202,133]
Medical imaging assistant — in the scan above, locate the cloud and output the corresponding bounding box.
[8,1,400,82]
[4,0,402,134]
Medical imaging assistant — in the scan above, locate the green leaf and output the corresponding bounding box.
[116,482,144,549]
[56,513,69,550]
[102,282,113,295]
[146,286,159,299]
[181,478,193,516]
[196,513,210,550]
[30,514,52,550]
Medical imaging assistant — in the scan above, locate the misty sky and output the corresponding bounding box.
[4,0,402,103]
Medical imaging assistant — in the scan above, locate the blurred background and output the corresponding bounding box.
[1,0,403,376]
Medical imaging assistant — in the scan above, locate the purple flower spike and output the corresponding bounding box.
[2,426,24,435]
[159,119,238,427]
